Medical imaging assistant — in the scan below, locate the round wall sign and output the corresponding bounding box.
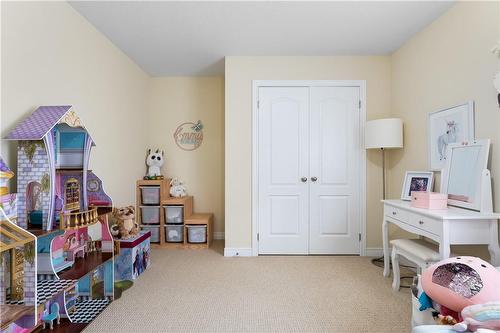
[173,120,204,151]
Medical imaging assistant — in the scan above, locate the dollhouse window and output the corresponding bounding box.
[64,178,80,211]
[55,124,86,169]
[26,181,43,228]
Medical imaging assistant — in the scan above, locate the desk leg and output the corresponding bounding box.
[382,218,390,277]
[439,221,451,259]
[488,220,500,266]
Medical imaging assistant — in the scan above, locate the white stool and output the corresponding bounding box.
[390,239,440,291]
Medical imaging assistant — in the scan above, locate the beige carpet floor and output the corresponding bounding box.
[84,241,412,333]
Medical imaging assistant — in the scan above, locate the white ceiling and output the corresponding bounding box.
[69,1,454,76]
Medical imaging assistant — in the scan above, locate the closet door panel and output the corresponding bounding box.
[309,86,360,254]
[258,87,310,254]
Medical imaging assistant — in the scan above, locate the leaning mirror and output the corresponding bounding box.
[441,140,490,211]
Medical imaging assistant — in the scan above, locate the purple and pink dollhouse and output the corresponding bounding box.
[5,105,112,231]
[1,106,116,333]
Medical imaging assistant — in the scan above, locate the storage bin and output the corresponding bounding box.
[141,226,160,243]
[165,225,183,243]
[140,186,161,205]
[186,225,207,243]
[411,191,448,210]
[411,275,436,327]
[140,206,160,224]
[164,206,184,224]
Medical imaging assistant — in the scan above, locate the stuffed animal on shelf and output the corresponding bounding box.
[145,148,164,179]
[112,206,139,239]
[421,257,500,313]
[169,178,187,197]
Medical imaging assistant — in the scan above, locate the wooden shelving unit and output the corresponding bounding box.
[136,179,213,249]
[136,179,170,244]
[184,213,213,249]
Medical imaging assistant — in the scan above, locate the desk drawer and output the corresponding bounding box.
[385,206,409,223]
[408,214,441,236]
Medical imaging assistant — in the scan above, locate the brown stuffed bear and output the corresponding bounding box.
[112,206,140,239]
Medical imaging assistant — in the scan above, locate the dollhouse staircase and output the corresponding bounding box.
[136,179,214,249]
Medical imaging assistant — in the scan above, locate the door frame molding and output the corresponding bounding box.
[251,80,367,256]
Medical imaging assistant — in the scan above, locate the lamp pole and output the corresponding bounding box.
[381,148,386,200]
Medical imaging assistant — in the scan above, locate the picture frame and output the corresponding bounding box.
[401,171,434,201]
[428,101,475,171]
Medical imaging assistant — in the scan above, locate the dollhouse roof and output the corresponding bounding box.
[0,209,36,252]
[4,105,92,142]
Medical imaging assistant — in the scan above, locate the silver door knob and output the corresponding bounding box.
[311,177,318,182]
[301,177,307,182]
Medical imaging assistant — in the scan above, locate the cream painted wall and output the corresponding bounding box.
[225,56,392,249]
[390,2,500,257]
[4,1,497,253]
[148,77,225,234]
[1,1,150,206]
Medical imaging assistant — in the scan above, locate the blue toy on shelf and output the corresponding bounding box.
[42,302,60,330]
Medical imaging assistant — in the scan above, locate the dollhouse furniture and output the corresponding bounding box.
[382,140,500,278]
[390,239,440,291]
[67,240,86,261]
[41,302,60,330]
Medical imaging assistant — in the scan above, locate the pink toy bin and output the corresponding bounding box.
[411,191,448,210]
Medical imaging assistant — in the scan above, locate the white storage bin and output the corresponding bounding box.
[411,275,436,327]
[141,206,160,224]
[186,225,207,243]
[165,225,183,243]
[140,186,161,205]
[142,226,160,243]
[164,206,184,224]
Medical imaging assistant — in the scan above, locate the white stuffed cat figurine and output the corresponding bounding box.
[170,178,187,197]
[146,149,164,178]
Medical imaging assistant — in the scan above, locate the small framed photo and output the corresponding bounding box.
[401,171,434,201]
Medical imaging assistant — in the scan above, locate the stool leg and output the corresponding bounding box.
[391,247,401,291]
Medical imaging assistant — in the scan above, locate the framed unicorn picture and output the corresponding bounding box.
[428,101,475,171]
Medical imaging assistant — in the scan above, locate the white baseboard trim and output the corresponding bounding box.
[365,247,384,257]
[213,232,225,240]
[224,247,253,257]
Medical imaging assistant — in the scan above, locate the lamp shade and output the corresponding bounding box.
[365,118,403,149]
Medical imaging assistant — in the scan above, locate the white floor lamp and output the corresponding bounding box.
[365,118,403,200]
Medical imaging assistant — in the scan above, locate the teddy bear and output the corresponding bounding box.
[170,178,187,197]
[112,206,139,239]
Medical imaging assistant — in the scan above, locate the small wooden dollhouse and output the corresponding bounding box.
[1,106,116,332]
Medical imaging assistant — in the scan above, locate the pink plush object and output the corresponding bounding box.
[453,301,500,332]
[421,256,500,313]
[411,191,448,210]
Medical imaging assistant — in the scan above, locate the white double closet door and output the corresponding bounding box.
[258,85,361,255]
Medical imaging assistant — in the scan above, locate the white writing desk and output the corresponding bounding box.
[382,199,500,277]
